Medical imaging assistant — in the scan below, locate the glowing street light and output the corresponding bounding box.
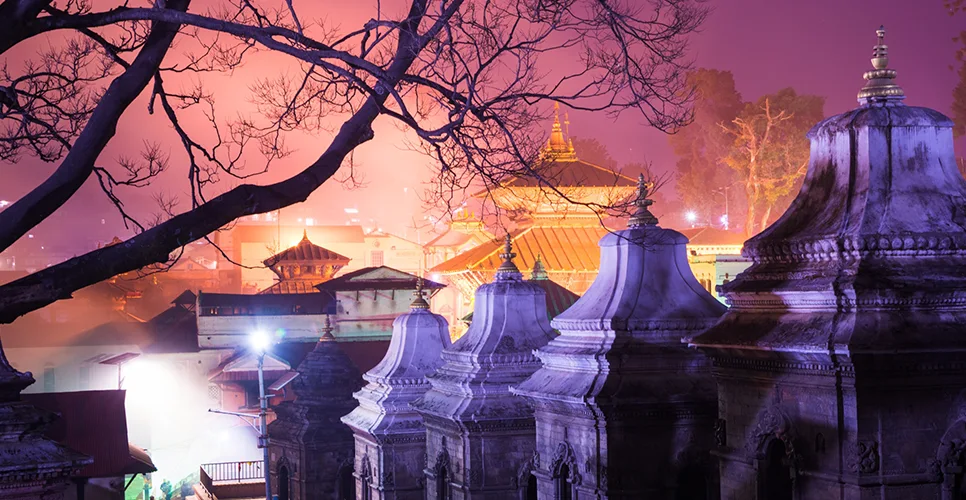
[0,200,9,208]
[719,215,730,231]
[685,210,698,228]
[250,330,273,500]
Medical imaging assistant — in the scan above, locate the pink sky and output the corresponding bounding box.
[3,0,963,251]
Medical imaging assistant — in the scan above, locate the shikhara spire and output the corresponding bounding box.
[627,174,659,228]
[411,277,430,310]
[530,254,549,281]
[857,25,905,104]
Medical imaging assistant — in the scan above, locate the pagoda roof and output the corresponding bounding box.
[263,231,351,266]
[677,227,747,247]
[462,276,579,324]
[495,158,638,189]
[431,225,607,275]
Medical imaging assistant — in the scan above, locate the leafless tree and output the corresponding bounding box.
[0,0,706,323]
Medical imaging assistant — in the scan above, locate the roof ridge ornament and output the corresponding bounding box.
[857,25,905,105]
[495,233,523,280]
[410,277,431,310]
[543,102,578,161]
[627,174,659,228]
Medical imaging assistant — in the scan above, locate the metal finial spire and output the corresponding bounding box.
[628,173,659,228]
[857,25,905,104]
[321,314,335,340]
[495,233,522,280]
[411,277,430,310]
[530,254,549,281]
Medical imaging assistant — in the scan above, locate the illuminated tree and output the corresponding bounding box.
[946,0,966,137]
[669,69,743,225]
[721,88,824,237]
[0,0,707,323]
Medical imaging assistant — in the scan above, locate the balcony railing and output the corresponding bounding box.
[200,461,264,483]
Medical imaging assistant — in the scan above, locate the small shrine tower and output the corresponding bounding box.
[261,231,351,294]
[268,316,363,500]
[412,237,556,500]
[512,176,726,499]
[341,279,452,500]
[691,27,966,499]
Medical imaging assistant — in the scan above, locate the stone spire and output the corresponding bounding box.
[627,173,659,228]
[410,277,430,310]
[857,25,905,104]
[512,156,725,497]
[341,278,450,498]
[412,236,556,499]
[494,233,523,280]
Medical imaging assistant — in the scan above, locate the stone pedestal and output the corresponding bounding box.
[0,344,90,499]
[691,28,966,500]
[342,285,451,500]
[268,331,362,500]
[513,180,726,500]
[412,240,555,500]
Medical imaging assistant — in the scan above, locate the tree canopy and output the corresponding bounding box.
[0,0,708,323]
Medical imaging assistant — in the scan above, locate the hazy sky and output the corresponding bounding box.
[3,0,963,251]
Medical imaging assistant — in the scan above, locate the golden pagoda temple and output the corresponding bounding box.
[260,231,351,294]
[432,105,638,300]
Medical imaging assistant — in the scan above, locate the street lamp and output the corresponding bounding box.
[685,210,698,228]
[251,330,273,500]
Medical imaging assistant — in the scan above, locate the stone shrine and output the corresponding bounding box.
[412,237,556,500]
[342,279,452,500]
[0,349,90,500]
[268,316,363,500]
[513,176,726,499]
[690,27,966,500]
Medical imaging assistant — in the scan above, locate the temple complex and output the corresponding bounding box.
[431,105,638,300]
[341,280,452,500]
[411,237,555,500]
[268,316,363,500]
[261,231,351,294]
[513,176,726,499]
[690,27,966,499]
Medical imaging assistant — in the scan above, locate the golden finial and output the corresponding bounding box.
[411,277,430,310]
[544,102,578,161]
[301,229,309,241]
[321,314,335,340]
[495,233,522,279]
[530,254,549,281]
[857,25,905,104]
[628,173,659,228]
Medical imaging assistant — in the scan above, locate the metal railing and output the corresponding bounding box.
[200,461,264,483]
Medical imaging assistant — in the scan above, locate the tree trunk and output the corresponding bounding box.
[760,205,773,233]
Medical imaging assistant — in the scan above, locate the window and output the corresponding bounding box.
[43,367,55,392]
[436,465,448,500]
[370,250,384,267]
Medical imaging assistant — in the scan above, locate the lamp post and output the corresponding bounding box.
[251,330,273,500]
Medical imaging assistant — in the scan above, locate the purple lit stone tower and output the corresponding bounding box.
[342,279,452,500]
[513,175,726,499]
[268,316,362,500]
[412,236,556,500]
[691,27,966,499]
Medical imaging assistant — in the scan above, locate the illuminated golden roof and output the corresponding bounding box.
[431,225,607,275]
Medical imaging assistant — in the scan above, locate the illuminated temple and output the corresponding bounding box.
[431,105,638,301]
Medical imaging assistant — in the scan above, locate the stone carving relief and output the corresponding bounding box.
[714,418,727,447]
[847,440,879,474]
[382,471,394,488]
[496,335,516,353]
[550,442,582,486]
[936,418,966,485]
[749,405,799,465]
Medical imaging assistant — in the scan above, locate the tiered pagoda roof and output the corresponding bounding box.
[261,231,351,294]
